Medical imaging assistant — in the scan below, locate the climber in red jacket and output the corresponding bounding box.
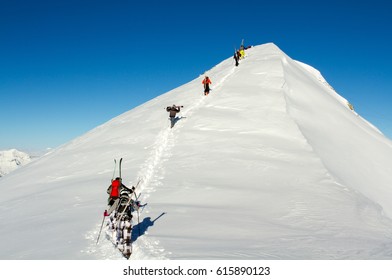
[107,177,125,206]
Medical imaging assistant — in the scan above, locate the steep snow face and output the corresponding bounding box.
[0,149,31,177]
[1,43,392,260]
[282,53,392,218]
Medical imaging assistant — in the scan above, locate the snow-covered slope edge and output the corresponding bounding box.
[280,48,392,219]
[294,60,383,135]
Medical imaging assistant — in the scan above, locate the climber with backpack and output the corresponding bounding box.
[234,50,240,66]
[107,177,129,207]
[202,76,212,96]
[166,104,183,128]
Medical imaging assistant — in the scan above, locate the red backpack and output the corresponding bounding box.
[110,179,121,198]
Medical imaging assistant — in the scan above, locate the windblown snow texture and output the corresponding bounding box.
[1,43,392,259]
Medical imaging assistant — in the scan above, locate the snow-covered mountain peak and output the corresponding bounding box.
[0,149,31,177]
[1,43,392,260]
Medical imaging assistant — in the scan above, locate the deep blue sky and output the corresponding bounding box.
[1,0,391,151]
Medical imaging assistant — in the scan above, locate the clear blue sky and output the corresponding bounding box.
[1,0,391,151]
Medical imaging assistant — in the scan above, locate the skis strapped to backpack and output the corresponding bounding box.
[112,158,123,180]
[116,179,142,220]
[119,158,122,179]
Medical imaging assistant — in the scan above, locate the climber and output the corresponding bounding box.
[202,76,212,96]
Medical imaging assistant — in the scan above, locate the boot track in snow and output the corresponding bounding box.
[90,63,238,260]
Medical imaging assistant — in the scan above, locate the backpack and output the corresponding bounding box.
[112,179,120,188]
[110,179,121,197]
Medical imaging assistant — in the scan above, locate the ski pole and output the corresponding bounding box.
[112,159,117,181]
[131,179,142,237]
[96,210,108,244]
[134,190,141,237]
[133,179,141,198]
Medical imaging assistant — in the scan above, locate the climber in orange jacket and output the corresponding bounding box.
[202,76,212,96]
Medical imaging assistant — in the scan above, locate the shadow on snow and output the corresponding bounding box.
[170,116,186,128]
[132,212,166,242]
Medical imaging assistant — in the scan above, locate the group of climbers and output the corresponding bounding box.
[163,75,210,128]
[99,41,251,259]
[234,44,251,66]
[164,42,251,127]
[164,75,210,127]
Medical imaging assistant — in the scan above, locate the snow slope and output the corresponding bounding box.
[1,43,392,260]
[0,149,31,177]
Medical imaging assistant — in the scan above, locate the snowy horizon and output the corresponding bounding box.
[1,43,392,260]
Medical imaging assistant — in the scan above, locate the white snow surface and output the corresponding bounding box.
[0,149,31,177]
[1,43,392,260]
